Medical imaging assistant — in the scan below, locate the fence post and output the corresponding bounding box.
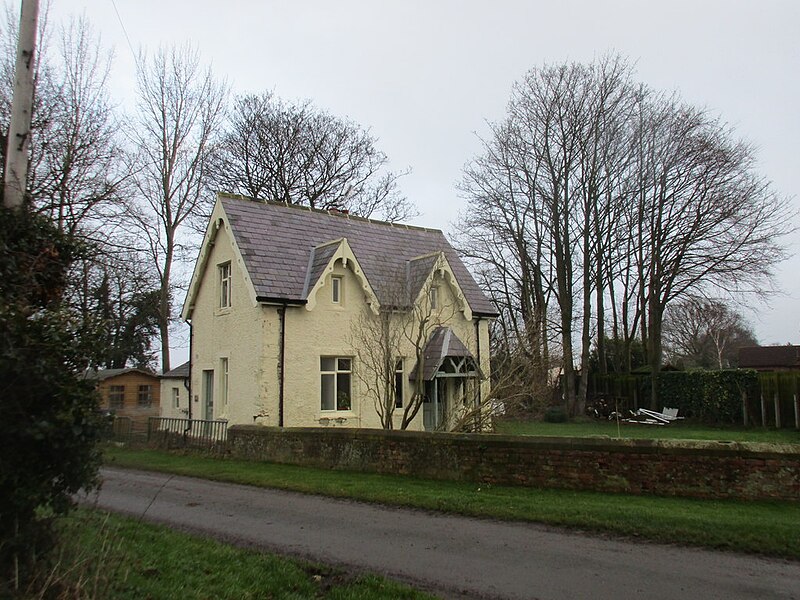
[760,391,767,428]
[741,390,748,427]
[774,391,781,429]
[794,393,799,430]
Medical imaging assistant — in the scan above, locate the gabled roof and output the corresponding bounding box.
[407,253,440,305]
[83,367,157,382]
[738,345,800,369]
[411,326,482,381]
[214,194,497,316]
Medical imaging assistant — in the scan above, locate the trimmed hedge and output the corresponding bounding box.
[657,370,759,424]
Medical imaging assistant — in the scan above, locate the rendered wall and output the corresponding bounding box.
[228,426,800,502]
[189,210,278,426]
[282,259,489,430]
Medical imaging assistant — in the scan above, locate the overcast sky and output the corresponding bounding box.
[48,0,800,362]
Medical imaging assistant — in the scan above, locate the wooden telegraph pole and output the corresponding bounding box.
[3,0,39,209]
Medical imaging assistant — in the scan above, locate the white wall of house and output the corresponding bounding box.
[159,377,187,419]
[189,213,277,425]
[187,206,491,430]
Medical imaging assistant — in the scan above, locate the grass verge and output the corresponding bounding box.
[32,509,434,599]
[494,419,800,443]
[104,445,800,560]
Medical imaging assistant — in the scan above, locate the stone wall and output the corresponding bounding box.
[228,425,800,501]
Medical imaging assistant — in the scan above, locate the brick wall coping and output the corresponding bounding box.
[228,425,800,460]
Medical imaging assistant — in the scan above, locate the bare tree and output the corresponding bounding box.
[210,92,415,222]
[663,297,757,369]
[128,44,227,371]
[458,55,791,415]
[0,11,128,236]
[630,91,790,405]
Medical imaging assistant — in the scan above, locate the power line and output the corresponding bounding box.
[109,0,138,66]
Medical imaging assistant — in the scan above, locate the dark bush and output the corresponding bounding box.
[0,206,102,593]
[657,369,759,424]
[543,406,568,423]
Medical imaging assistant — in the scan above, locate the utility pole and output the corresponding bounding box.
[3,0,39,209]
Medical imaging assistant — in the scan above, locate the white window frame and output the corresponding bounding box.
[320,357,352,411]
[219,262,232,309]
[394,359,404,409]
[331,275,343,304]
[220,357,229,410]
[172,386,180,409]
[429,285,439,310]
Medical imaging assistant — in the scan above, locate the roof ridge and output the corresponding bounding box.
[217,191,442,234]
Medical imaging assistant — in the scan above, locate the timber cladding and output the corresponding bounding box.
[228,426,800,502]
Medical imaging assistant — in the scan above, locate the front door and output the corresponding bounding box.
[423,378,448,431]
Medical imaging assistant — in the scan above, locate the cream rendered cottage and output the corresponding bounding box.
[181,193,497,431]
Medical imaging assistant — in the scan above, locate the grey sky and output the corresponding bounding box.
[50,0,800,357]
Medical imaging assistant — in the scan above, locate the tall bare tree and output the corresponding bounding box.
[1,11,128,236]
[128,44,227,371]
[458,55,791,415]
[210,93,414,222]
[630,91,790,405]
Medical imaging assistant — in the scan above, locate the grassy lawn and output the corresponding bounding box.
[37,509,433,599]
[104,446,800,560]
[494,418,800,443]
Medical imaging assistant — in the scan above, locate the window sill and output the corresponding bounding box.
[318,410,355,419]
[215,307,232,316]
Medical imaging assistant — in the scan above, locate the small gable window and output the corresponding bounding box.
[331,276,342,304]
[429,286,439,310]
[219,262,232,309]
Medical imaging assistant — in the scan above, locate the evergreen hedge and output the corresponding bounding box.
[656,370,759,424]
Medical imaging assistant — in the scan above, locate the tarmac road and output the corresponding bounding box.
[87,467,800,600]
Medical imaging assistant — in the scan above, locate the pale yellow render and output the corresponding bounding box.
[182,195,493,430]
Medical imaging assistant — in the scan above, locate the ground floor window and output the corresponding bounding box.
[172,386,180,409]
[395,359,404,408]
[321,357,352,411]
[137,385,152,407]
[109,385,124,409]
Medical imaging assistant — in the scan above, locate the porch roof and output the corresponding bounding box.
[411,326,483,381]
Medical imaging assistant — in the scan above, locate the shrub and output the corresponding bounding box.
[0,207,102,594]
[543,406,568,423]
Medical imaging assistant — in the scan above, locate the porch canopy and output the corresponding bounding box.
[410,326,483,381]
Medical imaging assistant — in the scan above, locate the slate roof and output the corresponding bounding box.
[411,326,482,381]
[738,345,800,370]
[161,361,190,378]
[220,195,498,316]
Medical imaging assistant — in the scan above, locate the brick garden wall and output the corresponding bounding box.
[228,426,800,501]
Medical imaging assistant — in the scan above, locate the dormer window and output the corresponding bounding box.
[429,286,439,310]
[331,276,343,304]
[219,262,231,308]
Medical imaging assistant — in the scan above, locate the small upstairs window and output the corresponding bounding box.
[331,276,342,304]
[219,262,232,309]
[429,286,439,310]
